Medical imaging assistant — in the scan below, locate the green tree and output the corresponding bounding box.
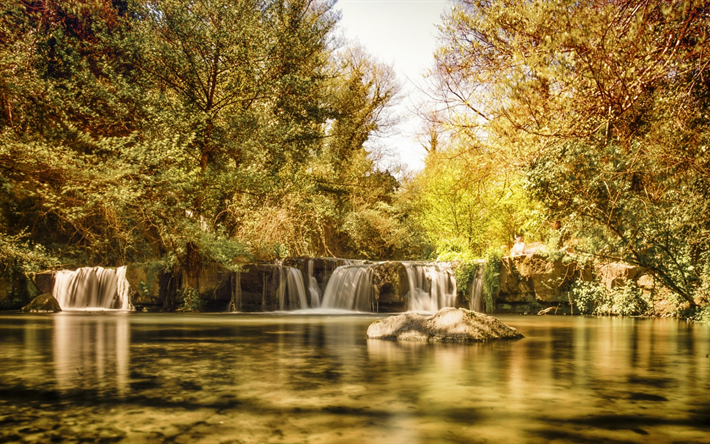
[407,138,541,258]
[433,0,710,304]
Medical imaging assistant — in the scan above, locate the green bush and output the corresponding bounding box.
[610,282,650,316]
[482,249,502,313]
[572,280,650,316]
[0,232,59,274]
[455,260,483,298]
[691,303,710,323]
[572,281,607,315]
[177,287,204,312]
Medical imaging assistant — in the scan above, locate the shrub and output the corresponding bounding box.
[454,260,483,298]
[572,280,650,316]
[691,303,710,323]
[572,281,607,315]
[177,286,204,312]
[482,249,502,313]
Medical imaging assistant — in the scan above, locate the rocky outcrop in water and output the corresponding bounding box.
[21,293,62,313]
[366,307,524,342]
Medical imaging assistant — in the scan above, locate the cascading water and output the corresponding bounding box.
[53,266,132,310]
[307,260,321,307]
[229,271,242,312]
[404,263,457,312]
[277,267,308,311]
[470,265,484,313]
[320,265,374,312]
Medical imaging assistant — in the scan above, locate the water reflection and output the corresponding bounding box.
[0,313,707,443]
[53,313,130,397]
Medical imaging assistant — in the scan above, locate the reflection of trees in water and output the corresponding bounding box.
[368,317,710,439]
[3,315,709,442]
[53,314,129,397]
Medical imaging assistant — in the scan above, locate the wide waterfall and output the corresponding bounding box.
[404,263,457,312]
[53,266,132,310]
[320,265,374,312]
[277,267,308,311]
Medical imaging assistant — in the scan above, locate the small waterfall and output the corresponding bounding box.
[470,265,484,313]
[53,266,133,310]
[229,271,242,312]
[277,267,308,310]
[115,266,132,310]
[307,260,321,307]
[320,265,374,312]
[404,263,457,312]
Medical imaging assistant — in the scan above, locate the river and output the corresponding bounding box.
[1,312,708,443]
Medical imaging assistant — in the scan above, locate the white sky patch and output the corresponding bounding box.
[335,0,451,172]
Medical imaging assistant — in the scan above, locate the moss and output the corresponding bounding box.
[482,249,503,313]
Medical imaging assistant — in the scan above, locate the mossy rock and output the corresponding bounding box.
[21,293,62,313]
[126,261,165,305]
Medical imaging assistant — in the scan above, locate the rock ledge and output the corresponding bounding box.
[367,307,524,342]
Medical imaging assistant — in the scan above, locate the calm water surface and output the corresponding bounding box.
[0,312,708,443]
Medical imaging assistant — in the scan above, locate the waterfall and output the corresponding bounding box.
[470,265,484,313]
[53,266,133,310]
[115,266,132,311]
[307,260,321,307]
[229,271,242,312]
[404,263,457,312]
[277,267,308,310]
[320,265,374,312]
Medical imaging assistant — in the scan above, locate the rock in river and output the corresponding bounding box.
[21,293,62,313]
[367,307,524,342]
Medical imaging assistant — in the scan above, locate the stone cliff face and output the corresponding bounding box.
[496,255,591,313]
[371,262,410,312]
[494,255,655,314]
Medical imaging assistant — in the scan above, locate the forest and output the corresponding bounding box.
[1,0,709,317]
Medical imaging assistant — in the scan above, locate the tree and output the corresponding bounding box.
[407,138,541,258]
[433,0,710,303]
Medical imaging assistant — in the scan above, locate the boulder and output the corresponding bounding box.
[194,262,232,302]
[0,269,35,310]
[366,307,524,342]
[21,293,62,313]
[33,272,55,294]
[596,263,644,289]
[237,264,294,311]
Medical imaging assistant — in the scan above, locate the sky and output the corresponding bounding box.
[334,0,451,172]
